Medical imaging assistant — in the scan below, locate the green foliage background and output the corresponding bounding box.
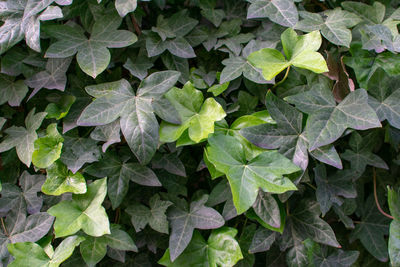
[1,0,400,266]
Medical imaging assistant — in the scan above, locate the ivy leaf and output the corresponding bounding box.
[388,187,400,266]
[295,9,362,47]
[247,0,299,28]
[240,91,343,170]
[350,195,390,262]
[44,14,137,78]
[159,227,242,266]
[45,94,76,120]
[77,71,180,164]
[25,57,72,99]
[314,165,357,216]
[32,123,64,169]
[0,0,63,54]
[159,82,226,144]
[220,55,267,84]
[84,151,161,209]
[42,161,87,196]
[283,200,341,248]
[341,1,385,24]
[80,226,137,266]
[60,136,100,173]
[0,74,28,107]
[90,120,121,153]
[124,49,154,80]
[0,206,54,261]
[201,8,225,27]
[248,28,328,81]
[341,132,388,174]
[252,191,281,229]
[285,87,381,151]
[126,194,172,234]
[0,108,46,167]
[165,37,196,58]
[147,10,197,57]
[0,171,45,214]
[206,134,300,214]
[249,228,277,253]
[367,68,400,130]
[343,44,400,89]
[167,195,224,261]
[7,235,84,267]
[305,241,360,267]
[324,52,355,103]
[47,177,111,238]
[152,10,198,40]
[152,152,186,177]
[115,0,137,17]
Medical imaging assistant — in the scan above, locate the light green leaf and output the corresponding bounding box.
[0,109,46,167]
[389,187,400,266]
[390,218,400,267]
[159,227,242,266]
[45,94,76,120]
[159,82,226,144]
[47,178,110,238]
[248,29,328,81]
[8,235,84,267]
[42,161,87,196]
[32,123,64,169]
[206,134,300,214]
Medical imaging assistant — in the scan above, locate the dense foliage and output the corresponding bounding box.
[2,0,400,266]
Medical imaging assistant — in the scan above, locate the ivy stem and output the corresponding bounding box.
[286,202,290,216]
[130,14,142,36]
[1,218,8,236]
[272,66,290,89]
[115,208,121,224]
[305,182,317,191]
[239,217,248,241]
[373,167,394,220]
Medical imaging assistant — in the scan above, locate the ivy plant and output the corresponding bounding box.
[1,0,400,266]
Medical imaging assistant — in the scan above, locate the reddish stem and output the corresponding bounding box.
[373,168,394,220]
